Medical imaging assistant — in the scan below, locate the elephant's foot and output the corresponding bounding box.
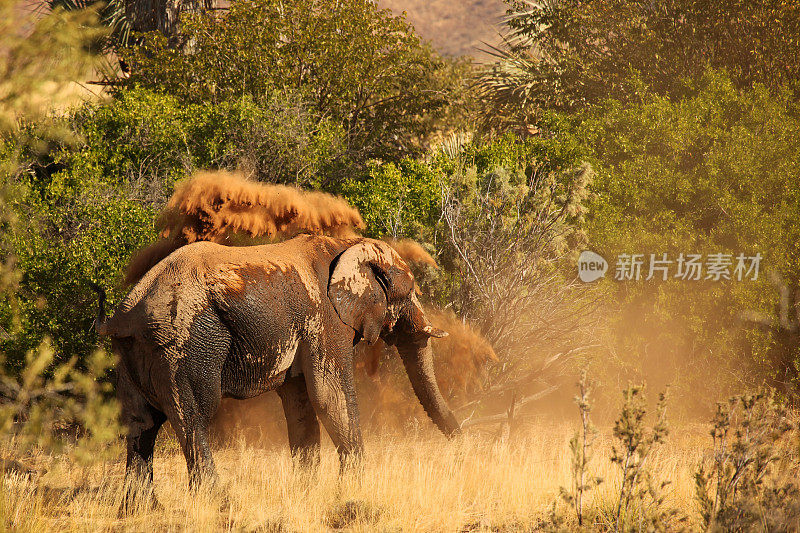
[189,471,232,509]
[337,449,364,476]
[118,485,161,517]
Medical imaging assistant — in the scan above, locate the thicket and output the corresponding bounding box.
[568,71,800,411]
[482,0,800,124]
[123,0,473,166]
[478,0,800,412]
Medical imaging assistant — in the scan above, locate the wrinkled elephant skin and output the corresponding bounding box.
[96,235,459,510]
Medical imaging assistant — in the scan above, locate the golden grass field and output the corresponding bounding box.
[2,421,710,532]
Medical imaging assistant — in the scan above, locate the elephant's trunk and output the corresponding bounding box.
[397,337,461,438]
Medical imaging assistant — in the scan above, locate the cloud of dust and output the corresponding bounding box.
[352,306,499,432]
[382,238,438,269]
[584,298,760,423]
[125,170,364,284]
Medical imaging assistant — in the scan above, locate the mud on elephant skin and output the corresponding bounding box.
[92,234,460,510]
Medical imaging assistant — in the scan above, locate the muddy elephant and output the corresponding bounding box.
[93,234,460,507]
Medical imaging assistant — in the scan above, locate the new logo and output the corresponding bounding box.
[578,250,608,282]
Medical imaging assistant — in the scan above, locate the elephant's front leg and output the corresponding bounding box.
[277,372,321,470]
[302,331,364,470]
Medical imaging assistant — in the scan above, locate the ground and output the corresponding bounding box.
[379,0,507,58]
[2,421,707,531]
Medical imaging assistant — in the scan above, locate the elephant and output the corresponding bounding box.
[93,234,461,508]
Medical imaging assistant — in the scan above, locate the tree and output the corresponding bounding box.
[124,0,470,167]
[571,71,800,405]
[480,0,800,126]
[343,135,598,427]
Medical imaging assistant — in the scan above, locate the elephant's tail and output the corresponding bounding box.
[88,281,109,336]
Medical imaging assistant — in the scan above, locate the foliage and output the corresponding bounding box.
[48,0,132,49]
[695,394,800,531]
[560,369,603,527]
[555,70,800,409]
[124,0,470,164]
[340,159,441,240]
[605,386,682,531]
[0,341,121,471]
[1,186,157,373]
[481,0,800,125]
[60,86,346,194]
[0,1,121,494]
[0,0,134,373]
[0,0,104,170]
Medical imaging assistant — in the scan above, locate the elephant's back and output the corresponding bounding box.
[105,242,222,338]
[104,235,352,338]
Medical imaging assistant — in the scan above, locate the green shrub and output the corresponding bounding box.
[561,70,800,409]
[1,182,156,372]
[340,159,442,240]
[58,87,346,195]
[124,0,468,163]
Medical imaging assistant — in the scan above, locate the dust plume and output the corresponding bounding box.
[353,306,498,431]
[125,171,365,284]
[383,238,438,269]
[423,307,498,398]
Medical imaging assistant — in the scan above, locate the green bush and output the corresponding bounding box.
[482,0,800,123]
[124,0,468,164]
[58,87,346,195]
[566,70,800,408]
[340,159,442,240]
[1,184,156,373]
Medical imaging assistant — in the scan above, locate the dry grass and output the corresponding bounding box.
[2,422,709,531]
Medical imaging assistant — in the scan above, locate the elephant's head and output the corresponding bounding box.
[328,239,461,438]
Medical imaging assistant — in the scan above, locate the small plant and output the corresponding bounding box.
[560,369,603,527]
[609,385,683,532]
[0,339,121,483]
[695,393,800,531]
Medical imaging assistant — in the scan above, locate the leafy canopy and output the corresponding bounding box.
[482,0,800,123]
[125,0,465,163]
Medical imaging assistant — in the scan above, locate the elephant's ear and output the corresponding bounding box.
[328,242,391,344]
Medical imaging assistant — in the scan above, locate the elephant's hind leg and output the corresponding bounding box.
[164,390,219,490]
[164,308,231,490]
[277,373,321,470]
[117,365,166,514]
